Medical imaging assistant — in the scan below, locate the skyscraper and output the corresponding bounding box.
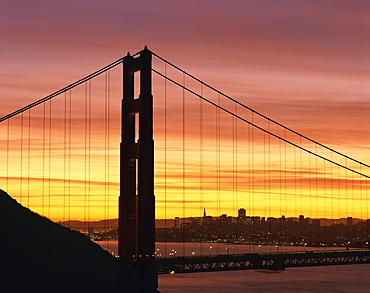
[238,208,246,218]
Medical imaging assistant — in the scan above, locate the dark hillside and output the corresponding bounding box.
[0,189,128,293]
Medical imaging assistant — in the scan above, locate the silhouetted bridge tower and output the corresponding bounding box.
[119,48,157,292]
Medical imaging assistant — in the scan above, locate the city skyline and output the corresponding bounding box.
[59,207,368,226]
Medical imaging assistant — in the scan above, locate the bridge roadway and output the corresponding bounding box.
[155,250,370,274]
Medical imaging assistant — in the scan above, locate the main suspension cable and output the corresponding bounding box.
[0,58,124,122]
[151,52,369,169]
[152,68,370,179]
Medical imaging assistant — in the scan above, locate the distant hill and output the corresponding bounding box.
[59,218,174,230]
[60,219,119,231]
[0,189,133,293]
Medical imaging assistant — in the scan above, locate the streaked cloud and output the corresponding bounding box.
[1,0,369,220]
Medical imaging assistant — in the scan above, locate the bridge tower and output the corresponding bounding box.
[119,47,158,292]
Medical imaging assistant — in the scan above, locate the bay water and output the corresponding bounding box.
[96,241,370,292]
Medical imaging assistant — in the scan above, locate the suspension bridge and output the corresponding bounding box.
[1,47,369,292]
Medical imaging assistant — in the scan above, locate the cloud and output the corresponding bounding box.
[1,0,369,220]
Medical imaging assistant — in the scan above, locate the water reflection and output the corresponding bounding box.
[95,240,344,258]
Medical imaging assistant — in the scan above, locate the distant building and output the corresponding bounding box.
[220,214,228,225]
[238,208,246,218]
[250,216,260,224]
[202,208,213,225]
[312,219,321,228]
[204,216,213,224]
[267,217,278,224]
[174,217,180,229]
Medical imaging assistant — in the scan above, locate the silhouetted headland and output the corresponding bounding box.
[0,189,133,293]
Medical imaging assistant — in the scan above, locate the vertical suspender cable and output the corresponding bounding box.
[366,167,369,227]
[48,99,52,218]
[315,145,319,247]
[293,137,297,249]
[88,79,91,227]
[104,71,108,246]
[87,80,91,227]
[182,72,186,256]
[20,113,24,203]
[300,137,303,225]
[235,102,238,255]
[84,81,88,231]
[251,113,255,249]
[42,102,46,217]
[279,135,282,250]
[199,83,204,256]
[359,165,362,224]
[232,102,235,244]
[64,92,67,223]
[337,163,340,227]
[308,146,312,231]
[164,62,168,257]
[107,70,111,242]
[82,79,89,276]
[351,168,354,232]
[323,159,326,250]
[6,120,10,192]
[216,93,220,255]
[345,158,348,231]
[233,101,237,254]
[68,90,72,226]
[285,134,289,252]
[263,131,268,252]
[247,120,251,253]
[339,164,341,226]
[27,110,31,208]
[284,129,287,253]
[88,79,92,226]
[330,152,334,246]
[268,121,271,251]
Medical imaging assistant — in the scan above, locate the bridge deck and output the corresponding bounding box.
[156,250,370,274]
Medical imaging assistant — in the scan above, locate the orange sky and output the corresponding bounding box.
[1,0,369,221]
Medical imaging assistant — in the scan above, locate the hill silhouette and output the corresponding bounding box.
[0,189,132,293]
